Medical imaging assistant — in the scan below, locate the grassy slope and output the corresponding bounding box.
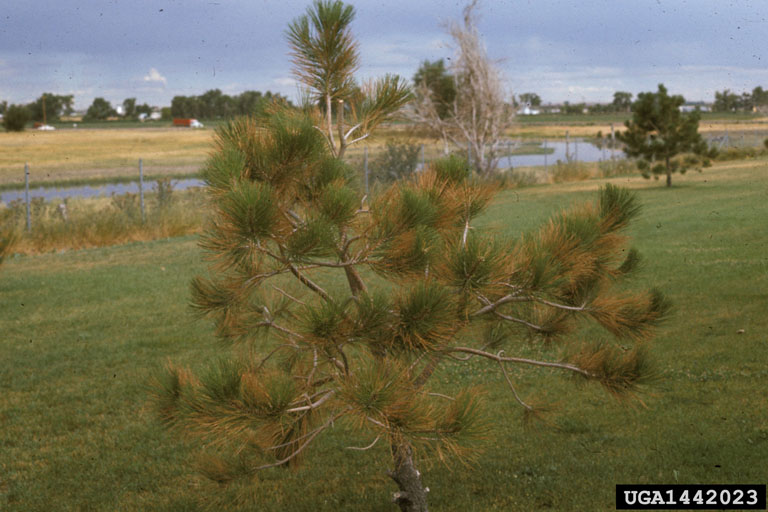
[1,162,767,510]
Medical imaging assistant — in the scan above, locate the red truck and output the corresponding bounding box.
[172,118,204,128]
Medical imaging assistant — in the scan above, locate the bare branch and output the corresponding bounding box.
[428,392,456,401]
[471,293,530,317]
[366,415,389,429]
[285,389,336,414]
[272,285,307,306]
[461,218,471,247]
[254,319,305,340]
[346,133,370,146]
[344,122,363,140]
[257,343,300,370]
[444,346,593,378]
[346,435,381,451]
[310,258,368,268]
[534,297,590,312]
[307,347,319,385]
[496,351,533,411]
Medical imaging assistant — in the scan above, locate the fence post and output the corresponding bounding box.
[139,158,146,223]
[565,131,570,161]
[24,163,31,232]
[575,138,579,162]
[364,147,369,196]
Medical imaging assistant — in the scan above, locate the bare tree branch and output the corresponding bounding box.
[444,346,593,378]
[496,350,533,411]
[346,435,381,451]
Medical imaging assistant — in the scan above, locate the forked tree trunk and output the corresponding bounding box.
[388,443,429,512]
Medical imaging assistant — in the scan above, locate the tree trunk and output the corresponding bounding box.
[388,443,429,512]
[666,158,672,187]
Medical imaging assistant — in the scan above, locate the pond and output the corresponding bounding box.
[1,178,206,205]
[502,140,617,168]
[0,140,621,205]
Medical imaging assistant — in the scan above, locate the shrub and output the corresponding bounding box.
[715,146,759,161]
[154,178,175,210]
[1,187,208,254]
[2,104,30,132]
[598,159,636,178]
[504,168,540,187]
[370,141,421,183]
[550,160,591,183]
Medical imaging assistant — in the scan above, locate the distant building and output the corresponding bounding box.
[679,102,711,113]
[138,112,163,121]
[518,105,540,115]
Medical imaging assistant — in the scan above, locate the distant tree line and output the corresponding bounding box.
[2,89,291,132]
[169,89,290,120]
[713,86,768,112]
[1,93,76,131]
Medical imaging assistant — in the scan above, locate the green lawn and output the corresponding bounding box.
[1,162,767,511]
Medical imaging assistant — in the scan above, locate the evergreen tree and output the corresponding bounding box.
[152,3,670,511]
[286,0,411,159]
[618,84,714,187]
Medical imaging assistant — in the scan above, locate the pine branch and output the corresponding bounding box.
[470,293,530,317]
[287,262,335,304]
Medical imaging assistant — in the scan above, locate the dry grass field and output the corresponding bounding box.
[0,128,212,186]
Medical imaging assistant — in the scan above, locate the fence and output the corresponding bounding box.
[4,127,767,228]
[1,159,200,233]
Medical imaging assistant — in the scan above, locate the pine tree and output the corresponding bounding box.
[151,3,671,511]
[618,84,714,187]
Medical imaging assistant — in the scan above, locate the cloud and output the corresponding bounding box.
[143,68,167,87]
[273,77,296,87]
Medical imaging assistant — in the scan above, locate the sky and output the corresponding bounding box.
[1,0,766,110]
